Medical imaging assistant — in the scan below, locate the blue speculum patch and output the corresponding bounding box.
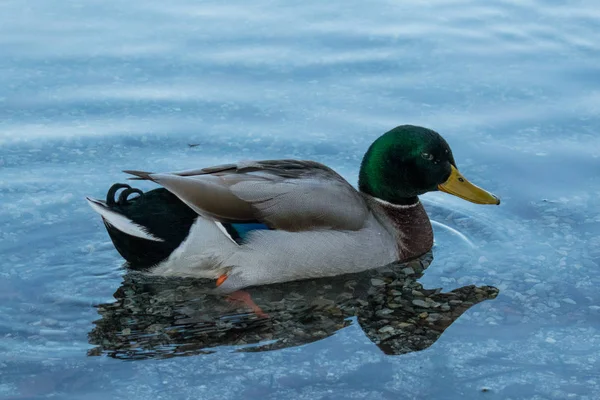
[223,222,271,244]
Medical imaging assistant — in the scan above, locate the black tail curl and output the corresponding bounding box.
[106,183,144,206]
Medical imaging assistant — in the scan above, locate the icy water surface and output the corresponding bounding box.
[2,0,600,399]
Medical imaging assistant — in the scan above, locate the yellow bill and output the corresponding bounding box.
[438,165,500,205]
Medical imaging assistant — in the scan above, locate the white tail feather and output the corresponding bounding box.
[85,197,164,242]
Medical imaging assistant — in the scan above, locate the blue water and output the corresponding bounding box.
[2,0,600,398]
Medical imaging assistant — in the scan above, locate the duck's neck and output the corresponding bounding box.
[367,195,434,260]
[358,175,420,206]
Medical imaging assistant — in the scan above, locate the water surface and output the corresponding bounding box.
[1,0,600,399]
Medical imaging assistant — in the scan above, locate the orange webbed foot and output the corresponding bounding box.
[226,290,268,319]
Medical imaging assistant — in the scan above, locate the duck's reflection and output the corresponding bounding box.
[88,253,498,359]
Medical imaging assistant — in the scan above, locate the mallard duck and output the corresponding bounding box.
[87,125,499,291]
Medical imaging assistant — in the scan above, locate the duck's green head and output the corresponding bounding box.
[359,125,500,205]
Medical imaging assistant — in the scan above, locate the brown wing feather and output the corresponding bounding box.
[124,160,369,231]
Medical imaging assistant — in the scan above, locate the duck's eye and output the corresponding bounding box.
[421,152,434,161]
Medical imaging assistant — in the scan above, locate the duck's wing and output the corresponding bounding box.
[124,160,369,231]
